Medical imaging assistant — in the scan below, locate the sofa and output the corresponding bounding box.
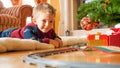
[0,5,33,31]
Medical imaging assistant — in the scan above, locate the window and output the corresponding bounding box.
[76,0,109,30]
[22,0,36,6]
[59,0,111,36]
[1,0,12,7]
[1,0,36,7]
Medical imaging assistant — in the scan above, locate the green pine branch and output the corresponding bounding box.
[77,0,120,26]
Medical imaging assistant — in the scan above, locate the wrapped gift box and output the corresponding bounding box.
[109,28,120,47]
[109,34,120,47]
[87,33,108,46]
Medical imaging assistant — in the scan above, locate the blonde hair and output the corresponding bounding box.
[32,3,56,19]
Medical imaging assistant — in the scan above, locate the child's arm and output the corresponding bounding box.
[23,27,63,48]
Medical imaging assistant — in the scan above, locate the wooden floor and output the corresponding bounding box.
[0,47,120,68]
[0,50,43,68]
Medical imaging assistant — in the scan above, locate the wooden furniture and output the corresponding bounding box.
[0,5,33,31]
[0,47,120,68]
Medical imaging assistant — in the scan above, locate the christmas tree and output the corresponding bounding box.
[77,0,120,26]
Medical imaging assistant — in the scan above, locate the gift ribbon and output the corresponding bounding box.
[95,35,100,40]
[81,46,120,54]
[110,28,120,35]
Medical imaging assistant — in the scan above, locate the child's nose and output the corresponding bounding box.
[45,22,50,27]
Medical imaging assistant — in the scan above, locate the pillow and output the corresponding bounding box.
[61,36,87,47]
[0,38,55,53]
[0,36,87,53]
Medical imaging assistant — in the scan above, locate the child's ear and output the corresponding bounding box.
[32,18,36,24]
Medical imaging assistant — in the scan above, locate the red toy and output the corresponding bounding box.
[87,32,108,46]
[80,16,99,31]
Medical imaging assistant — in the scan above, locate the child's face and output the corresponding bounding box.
[35,11,55,33]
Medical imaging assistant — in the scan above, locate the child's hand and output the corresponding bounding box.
[49,39,59,48]
[54,38,63,48]
[49,38,63,48]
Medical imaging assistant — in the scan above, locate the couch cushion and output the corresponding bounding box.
[0,14,20,31]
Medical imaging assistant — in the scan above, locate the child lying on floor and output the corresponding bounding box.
[0,3,63,48]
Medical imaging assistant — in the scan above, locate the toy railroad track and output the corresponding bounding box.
[23,47,120,68]
[28,47,79,57]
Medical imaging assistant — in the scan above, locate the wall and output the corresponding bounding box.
[50,0,60,34]
[58,0,72,36]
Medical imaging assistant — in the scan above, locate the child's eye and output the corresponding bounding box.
[42,20,46,23]
[49,21,53,23]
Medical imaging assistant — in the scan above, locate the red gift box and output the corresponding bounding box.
[109,28,120,47]
[109,35,120,47]
[87,33,108,46]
